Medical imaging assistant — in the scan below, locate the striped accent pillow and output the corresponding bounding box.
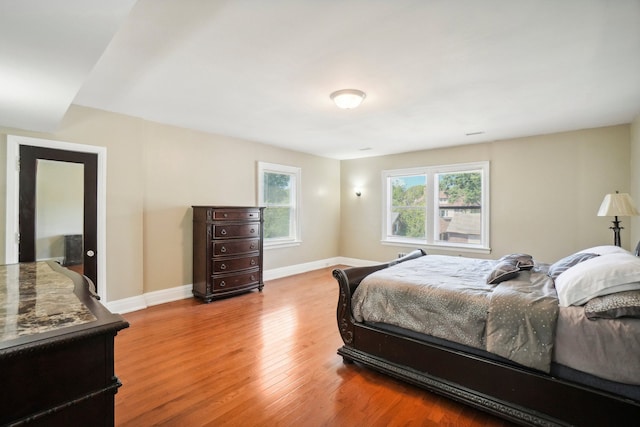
[548,252,600,280]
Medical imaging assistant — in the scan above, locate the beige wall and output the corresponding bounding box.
[340,125,632,264]
[631,114,640,250]
[0,105,635,302]
[0,105,341,301]
[0,141,6,264]
[141,119,340,293]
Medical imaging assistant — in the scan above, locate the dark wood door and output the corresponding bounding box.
[19,145,99,290]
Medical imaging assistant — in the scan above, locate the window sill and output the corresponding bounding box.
[264,240,302,250]
[381,240,491,255]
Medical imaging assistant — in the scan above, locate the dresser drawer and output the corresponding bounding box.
[212,270,260,290]
[208,208,261,221]
[213,256,260,273]
[213,239,260,257]
[212,224,260,239]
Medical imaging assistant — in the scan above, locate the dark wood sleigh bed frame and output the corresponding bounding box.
[333,250,640,427]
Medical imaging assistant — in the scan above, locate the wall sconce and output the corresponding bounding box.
[597,191,639,246]
[355,188,362,197]
[330,89,366,109]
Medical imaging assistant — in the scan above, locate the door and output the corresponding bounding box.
[19,145,99,290]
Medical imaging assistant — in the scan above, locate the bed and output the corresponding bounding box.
[333,247,640,426]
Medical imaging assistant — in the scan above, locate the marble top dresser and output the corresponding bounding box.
[0,261,129,426]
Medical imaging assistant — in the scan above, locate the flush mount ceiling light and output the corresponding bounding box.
[330,89,366,109]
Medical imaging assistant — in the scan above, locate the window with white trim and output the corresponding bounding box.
[382,161,490,251]
[257,162,301,247]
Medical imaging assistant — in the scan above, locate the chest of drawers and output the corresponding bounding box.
[192,206,264,302]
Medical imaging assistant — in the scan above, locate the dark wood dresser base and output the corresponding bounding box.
[192,206,265,302]
[0,261,129,426]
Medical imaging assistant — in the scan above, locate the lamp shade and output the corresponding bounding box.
[597,192,640,217]
[330,89,366,109]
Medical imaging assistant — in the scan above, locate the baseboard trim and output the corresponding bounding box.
[105,295,147,315]
[105,256,378,314]
[334,256,379,268]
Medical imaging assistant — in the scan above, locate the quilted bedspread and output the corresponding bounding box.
[352,255,558,372]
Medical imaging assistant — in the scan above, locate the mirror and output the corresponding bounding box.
[35,159,84,272]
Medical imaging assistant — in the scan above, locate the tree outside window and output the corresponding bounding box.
[436,171,482,244]
[390,175,426,239]
[258,162,301,246]
[263,172,292,239]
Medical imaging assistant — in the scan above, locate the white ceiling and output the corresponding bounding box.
[3,1,640,160]
[0,0,137,132]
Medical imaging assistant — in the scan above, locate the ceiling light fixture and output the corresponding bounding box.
[330,89,366,109]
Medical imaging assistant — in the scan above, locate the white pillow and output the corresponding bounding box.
[577,245,630,256]
[555,252,640,306]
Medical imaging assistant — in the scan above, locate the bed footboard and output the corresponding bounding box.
[332,250,425,347]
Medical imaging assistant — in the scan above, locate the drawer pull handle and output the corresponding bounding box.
[220,246,227,253]
[250,228,255,233]
[223,213,228,218]
[220,264,227,270]
[221,229,227,235]
[250,275,255,281]
[250,244,255,249]
[220,281,226,287]
[250,259,256,265]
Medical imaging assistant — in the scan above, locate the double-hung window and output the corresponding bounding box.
[257,162,301,247]
[382,161,490,252]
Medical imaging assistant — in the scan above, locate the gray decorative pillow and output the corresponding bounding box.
[498,253,534,270]
[548,252,600,280]
[487,261,520,284]
[584,290,640,320]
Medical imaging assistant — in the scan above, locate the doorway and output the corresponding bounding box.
[5,135,107,300]
[19,145,98,288]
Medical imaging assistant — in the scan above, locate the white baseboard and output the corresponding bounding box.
[105,257,377,314]
[334,256,379,268]
[105,295,147,315]
[263,257,340,280]
[105,284,192,314]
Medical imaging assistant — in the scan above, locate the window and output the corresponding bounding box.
[382,162,489,251]
[388,174,427,239]
[257,162,301,247]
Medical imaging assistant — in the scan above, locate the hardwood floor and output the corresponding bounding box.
[114,267,516,426]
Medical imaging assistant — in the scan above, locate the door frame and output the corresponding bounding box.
[5,135,108,301]
[19,145,98,287]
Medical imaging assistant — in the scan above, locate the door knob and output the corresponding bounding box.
[87,250,95,257]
